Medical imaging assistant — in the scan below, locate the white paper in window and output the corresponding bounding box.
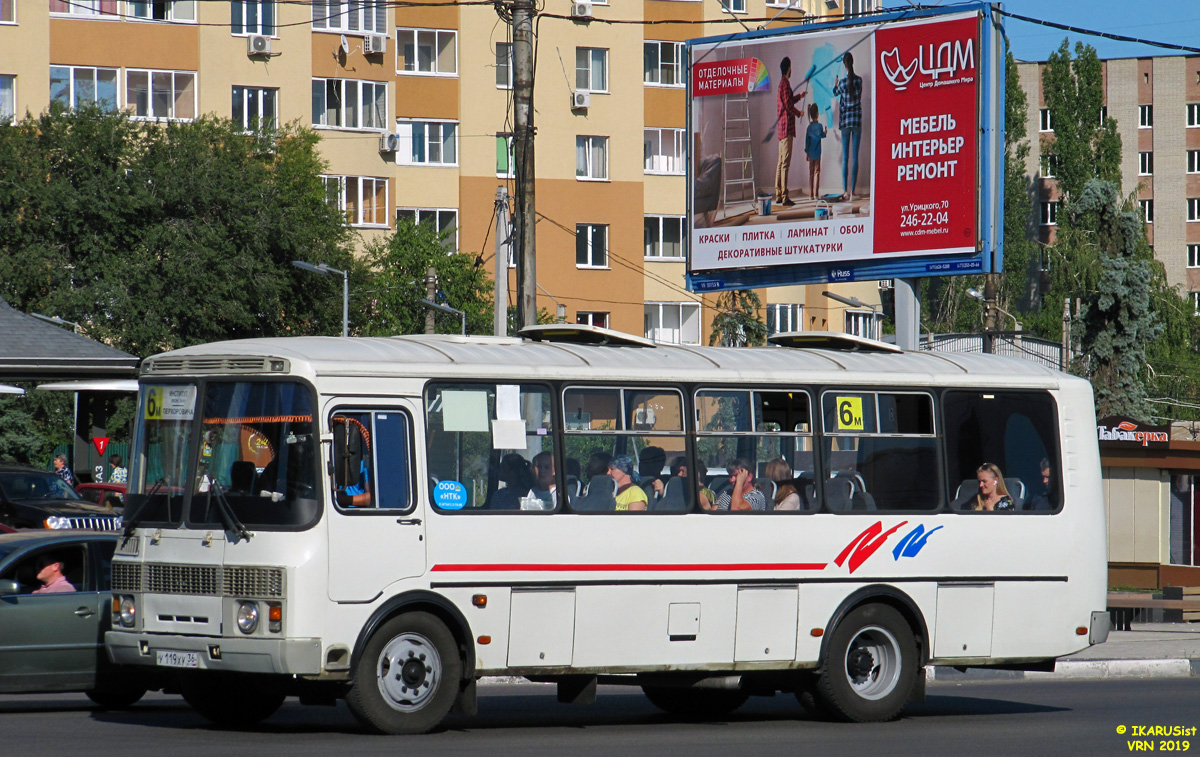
[441,390,489,432]
[491,419,527,450]
[495,384,521,421]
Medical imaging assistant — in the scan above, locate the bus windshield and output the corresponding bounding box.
[189,381,319,530]
[127,384,197,527]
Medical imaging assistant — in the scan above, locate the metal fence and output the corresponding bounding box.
[918,332,1067,372]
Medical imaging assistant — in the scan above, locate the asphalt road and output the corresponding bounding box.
[0,679,1196,756]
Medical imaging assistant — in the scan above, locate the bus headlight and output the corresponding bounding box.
[119,596,137,628]
[236,602,259,634]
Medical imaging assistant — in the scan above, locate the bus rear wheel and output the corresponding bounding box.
[815,603,918,722]
[346,611,462,735]
[642,686,749,718]
[181,672,286,727]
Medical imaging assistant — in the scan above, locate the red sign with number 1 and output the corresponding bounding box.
[93,437,110,456]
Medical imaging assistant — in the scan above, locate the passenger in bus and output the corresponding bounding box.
[490,453,534,510]
[638,446,667,500]
[714,459,767,511]
[336,459,372,508]
[765,458,803,511]
[609,455,649,511]
[531,451,556,505]
[1029,458,1054,511]
[972,462,1015,511]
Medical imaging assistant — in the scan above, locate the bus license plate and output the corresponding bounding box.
[156,650,199,668]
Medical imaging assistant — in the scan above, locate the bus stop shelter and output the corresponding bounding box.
[0,296,140,479]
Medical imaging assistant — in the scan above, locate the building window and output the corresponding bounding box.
[231,0,275,36]
[724,0,746,12]
[0,75,13,123]
[1188,245,1200,268]
[396,208,457,250]
[576,135,608,180]
[495,43,512,89]
[1040,201,1058,226]
[644,41,684,87]
[126,70,196,121]
[323,175,389,227]
[644,127,685,175]
[1139,151,1153,176]
[1039,154,1058,178]
[311,79,387,131]
[312,0,386,33]
[1189,199,1200,222]
[128,0,196,22]
[1099,105,1108,124]
[845,310,881,340]
[396,28,457,76]
[766,1,803,7]
[844,0,876,14]
[1141,199,1153,224]
[576,312,608,329]
[767,303,804,335]
[232,86,277,131]
[396,120,457,166]
[1193,292,1200,316]
[576,223,608,268]
[645,302,701,345]
[1139,104,1153,128]
[1189,151,1200,174]
[50,66,119,112]
[496,134,514,177]
[1188,103,1200,128]
[575,48,608,93]
[49,0,117,17]
[1,0,15,22]
[644,215,684,259]
[1039,108,1052,132]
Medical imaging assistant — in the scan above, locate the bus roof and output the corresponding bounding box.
[144,334,1075,390]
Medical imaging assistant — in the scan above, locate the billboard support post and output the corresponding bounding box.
[894,277,920,350]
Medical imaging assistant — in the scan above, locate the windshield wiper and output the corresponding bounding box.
[122,477,166,538]
[207,480,253,542]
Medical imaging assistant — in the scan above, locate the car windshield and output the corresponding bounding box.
[188,380,319,530]
[0,471,83,501]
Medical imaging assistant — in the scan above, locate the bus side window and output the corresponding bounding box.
[942,391,1061,513]
[332,413,375,509]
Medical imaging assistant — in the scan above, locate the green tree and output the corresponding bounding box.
[1000,49,1035,315]
[709,290,767,347]
[1072,180,1163,420]
[0,108,354,355]
[0,387,73,465]
[356,220,493,336]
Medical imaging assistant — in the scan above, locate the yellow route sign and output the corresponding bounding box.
[836,396,865,431]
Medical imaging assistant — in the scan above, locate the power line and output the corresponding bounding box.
[995,8,1200,55]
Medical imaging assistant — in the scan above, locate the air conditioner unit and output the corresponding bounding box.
[364,34,387,55]
[571,1,593,19]
[247,34,272,56]
[824,0,840,8]
[571,90,590,110]
[378,132,400,154]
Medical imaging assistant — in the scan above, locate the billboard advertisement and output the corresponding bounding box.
[687,5,1002,290]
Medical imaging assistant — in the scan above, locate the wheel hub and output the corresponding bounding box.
[842,625,902,701]
[376,632,442,712]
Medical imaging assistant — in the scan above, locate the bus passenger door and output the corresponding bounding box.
[327,406,426,602]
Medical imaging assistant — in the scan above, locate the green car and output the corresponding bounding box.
[0,531,154,707]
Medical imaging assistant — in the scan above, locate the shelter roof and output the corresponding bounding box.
[0,297,139,380]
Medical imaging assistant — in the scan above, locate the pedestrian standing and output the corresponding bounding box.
[52,453,76,487]
[108,453,128,484]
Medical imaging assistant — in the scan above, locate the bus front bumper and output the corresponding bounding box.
[106,631,322,675]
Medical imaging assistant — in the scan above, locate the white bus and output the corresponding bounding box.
[106,327,1110,734]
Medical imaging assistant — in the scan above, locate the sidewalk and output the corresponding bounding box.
[929,621,1200,682]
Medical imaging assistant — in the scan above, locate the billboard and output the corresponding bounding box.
[686,4,1003,291]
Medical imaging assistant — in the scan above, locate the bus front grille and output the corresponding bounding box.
[146,563,219,596]
[223,566,285,598]
[111,562,285,599]
[111,562,142,592]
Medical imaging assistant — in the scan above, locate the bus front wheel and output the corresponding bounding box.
[815,603,918,722]
[642,686,749,718]
[346,611,462,735]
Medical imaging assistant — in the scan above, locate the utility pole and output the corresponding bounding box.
[511,0,537,329]
[424,266,437,335]
[1061,297,1070,370]
[495,186,511,336]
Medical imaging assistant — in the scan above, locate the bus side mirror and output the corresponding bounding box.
[332,420,362,489]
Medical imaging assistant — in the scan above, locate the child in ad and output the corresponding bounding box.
[804,102,826,200]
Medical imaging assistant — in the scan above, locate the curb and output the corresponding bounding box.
[928,658,1200,683]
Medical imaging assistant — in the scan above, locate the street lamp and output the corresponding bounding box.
[293,261,349,338]
[420,298,466,336]
[966,288,1021,331]
[31,312,80,334]
[822,290,880,339]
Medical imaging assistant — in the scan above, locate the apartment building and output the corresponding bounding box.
[0,0,883,343]
[1019,55,1200,310]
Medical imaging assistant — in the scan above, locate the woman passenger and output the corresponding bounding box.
[765,457,803,511]
[973,463,1015,511]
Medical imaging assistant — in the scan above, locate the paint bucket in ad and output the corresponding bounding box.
[757,195,773,216]
[815,205,830,220]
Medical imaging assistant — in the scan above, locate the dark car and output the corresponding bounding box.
[0,464,122,531]
[76,482,127,510]
[0,530,155,706]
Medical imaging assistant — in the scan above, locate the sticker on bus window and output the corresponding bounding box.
[836,396,865,431]
[433,480,468,510]
[144,385,197,421]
